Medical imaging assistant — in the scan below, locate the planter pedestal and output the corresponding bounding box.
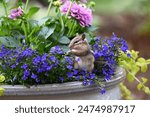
[0,67,126,100]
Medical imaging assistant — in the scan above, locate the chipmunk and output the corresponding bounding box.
[68,34,95,72]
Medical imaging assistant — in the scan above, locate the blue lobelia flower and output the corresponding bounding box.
[83,80,88,86]
[65,56,73,64]
[24,70,30,77]
[21,64,28,69]
[95,36,101,43]
[127,53,131,58]
[46,65,53,71]
[41,53,47,62]
[100,88,106,94]
[75,75,80,80]
[120,39,128,52]
[89,80,94,85]
[89,73,96,79]
[32,56,41,65]
[13,77,17,81]
[21,48,33,57]
[67,72,73,78]
[11,64,16,69]
[31,73,38,79]
[50,55,56,62]
[22,75,28,80]
[67,65,73,70]
[73,69,79,75]
[59,77,64,82]
[50,46,64,54]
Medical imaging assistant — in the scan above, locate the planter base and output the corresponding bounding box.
[0,85,120,100]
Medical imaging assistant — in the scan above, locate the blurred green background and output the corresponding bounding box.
[1,0,150,99]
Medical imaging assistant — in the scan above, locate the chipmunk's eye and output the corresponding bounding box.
[74,41,79,44]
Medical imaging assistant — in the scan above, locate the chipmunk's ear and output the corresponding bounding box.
[81,33,86,40]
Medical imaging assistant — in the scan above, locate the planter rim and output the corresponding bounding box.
[1,67,126,96]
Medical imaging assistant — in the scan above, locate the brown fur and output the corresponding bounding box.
[68,34,95,72]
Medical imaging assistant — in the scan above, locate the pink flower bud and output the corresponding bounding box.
[9,7,23,20]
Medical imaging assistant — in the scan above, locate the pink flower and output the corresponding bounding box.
[60,1,93,27]
[9,7,23,20]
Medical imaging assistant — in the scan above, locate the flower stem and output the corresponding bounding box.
[68,20,76,37]
[65,2,72,18]
[2,0,8,17]
[25,0,30,12]
[22,21,29,45]
[59,10,64,34]
[126,69,141,84]
[47,0,53,16]
[67,20,74,37]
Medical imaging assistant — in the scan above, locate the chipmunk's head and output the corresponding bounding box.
[68,34,91,56]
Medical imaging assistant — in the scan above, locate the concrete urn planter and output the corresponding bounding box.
[0,67,126,100]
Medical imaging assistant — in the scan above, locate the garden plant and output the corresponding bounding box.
[0,0,150,99]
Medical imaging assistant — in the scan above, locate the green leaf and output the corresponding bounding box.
[147,59,150,63]
[84,33,92,43]
[58,36,70,44]
[38,17,50,26]
[137,58,146,63]
[61,45,69,52]
[143,87,150,94]
[29,20,39,27]
[0,36,19,47]
[131,66,140,75]
[130,50,139,60]
[119,83,133,100]
[119,61,130,69]
[18,0,23,7]
[127,72,135,82]
[142,77,148,84]
[38,25,55,39]
[0,75,5,83]
[137,62,148,73]
[45,27,55,39]
[137,83,143,91]
[137,58,148,73]
[0,88,4,96]
[27,7,40,18]
[141,64,148,73]
[45,43,52,48]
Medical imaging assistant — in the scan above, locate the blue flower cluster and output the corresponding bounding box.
[0,45,73,85]
[92,33,128,81]
[64,56,97,86]
[0,45,97,86]
[0,34,129,94]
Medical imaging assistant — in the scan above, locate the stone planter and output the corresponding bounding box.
[0,67,126,100]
